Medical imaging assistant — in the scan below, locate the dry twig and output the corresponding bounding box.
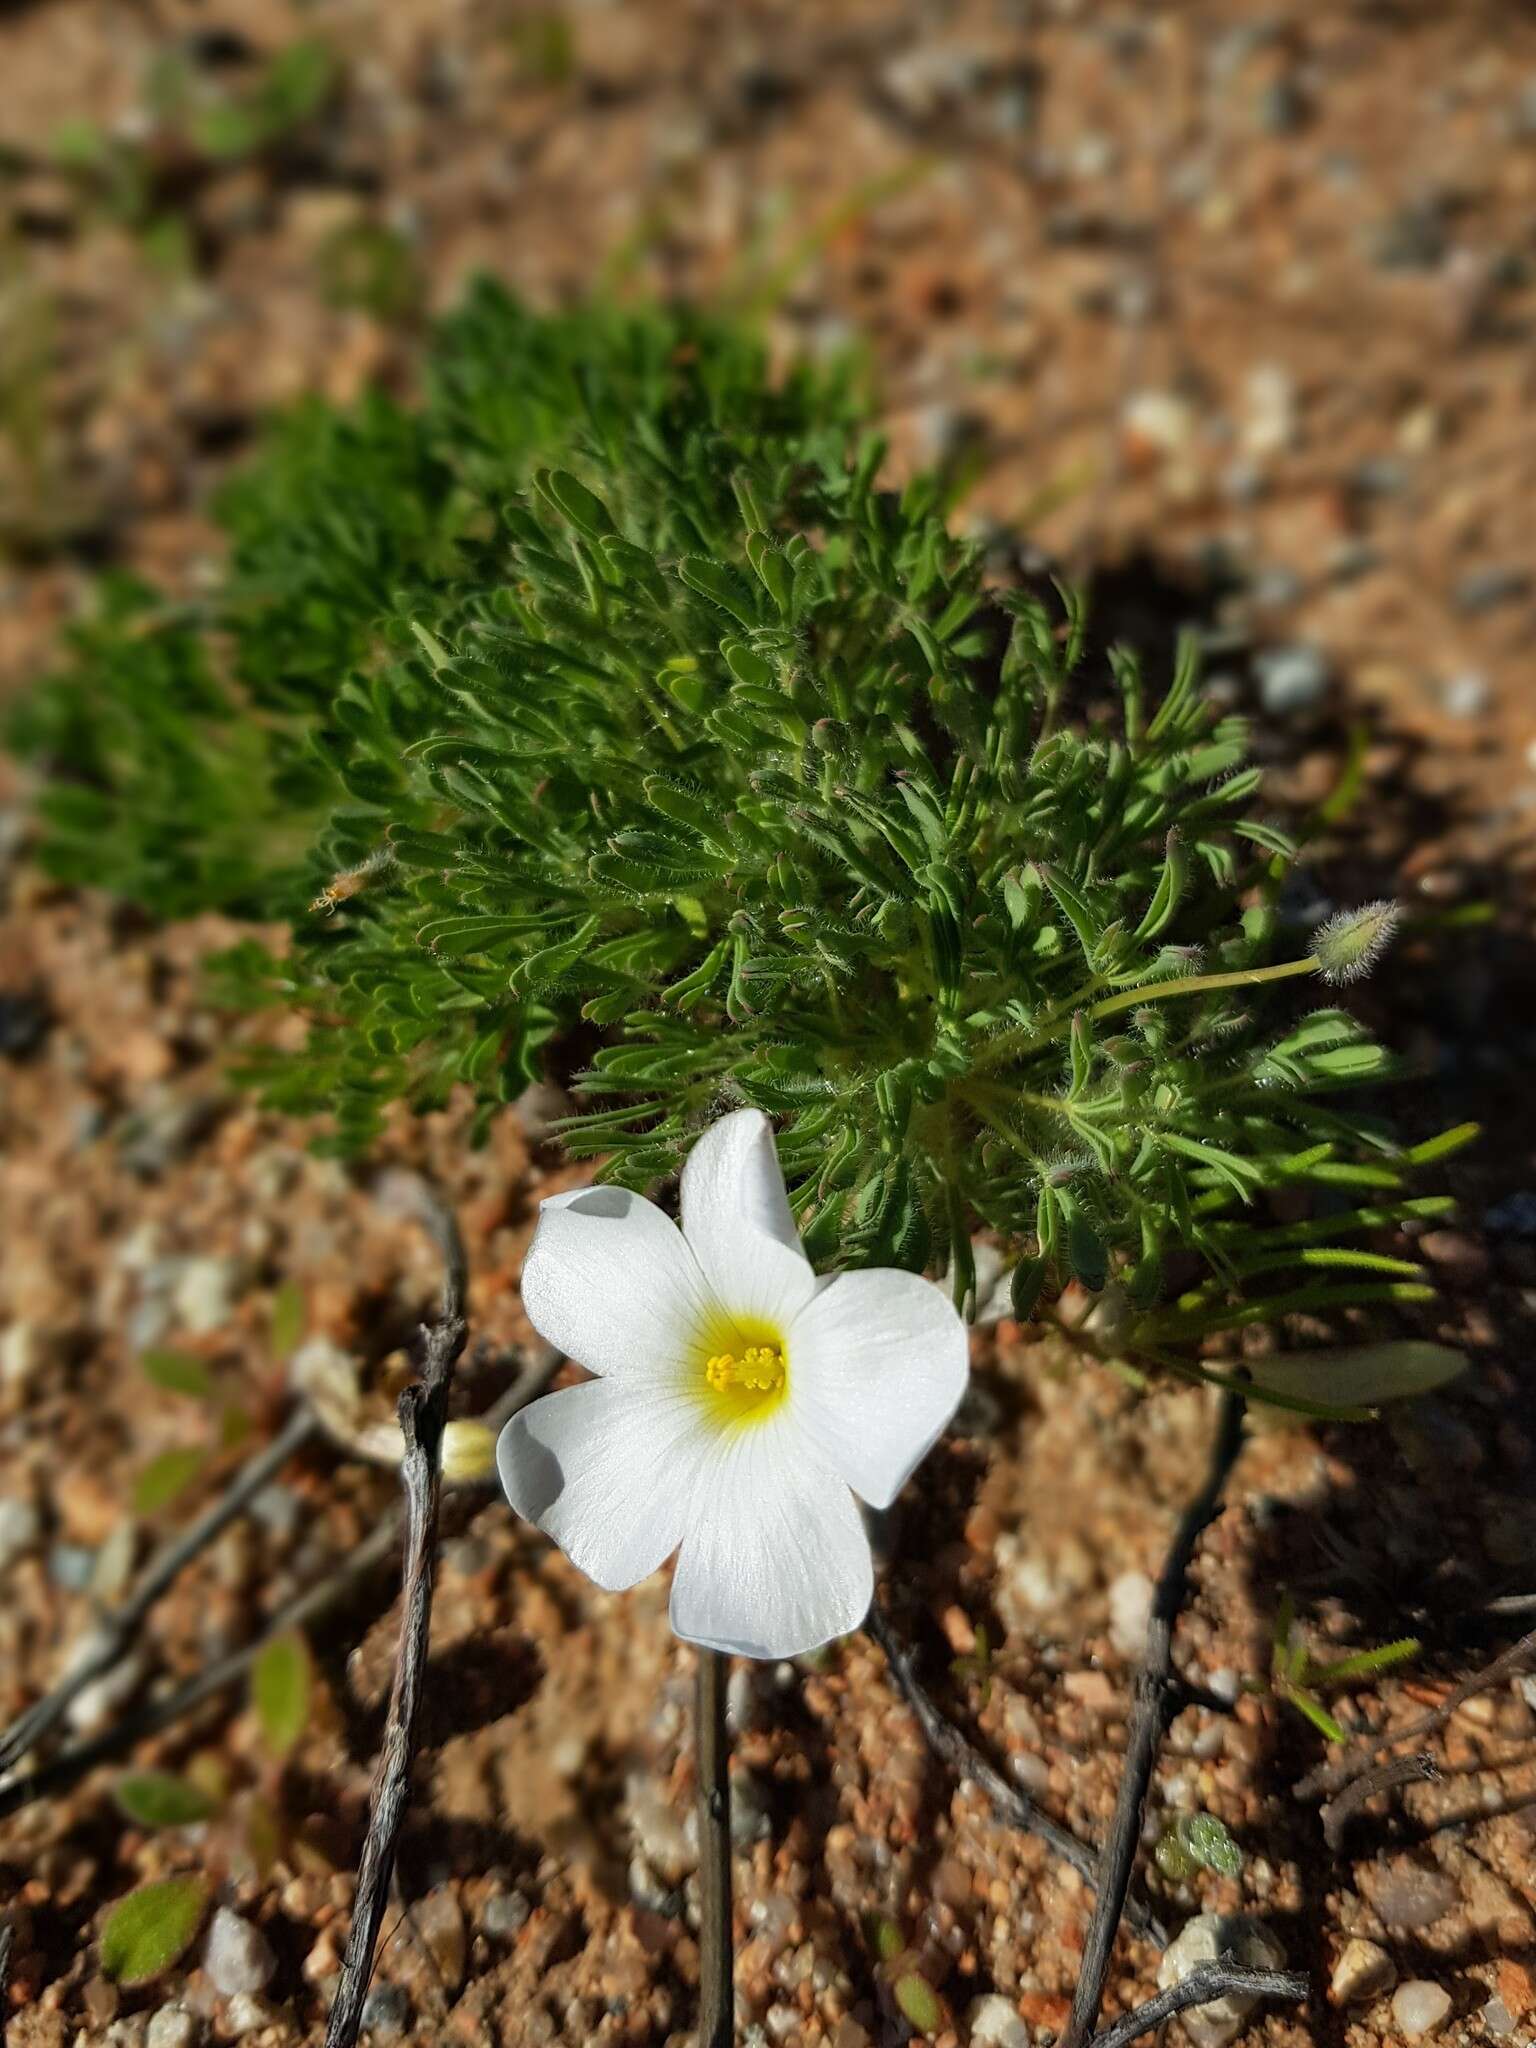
[324,1189,469,2048]
[865,1606,1165,1943]
[0,1405,320,1777]
[696,1649,734,2048]
[1320,1753,1441,1852]
[0,1356,558,1828]
[1059,1388,1248,2048]
[1295,1625,1536,1803]
[0,1919,14,2048]
[1088,1962,1307,2048]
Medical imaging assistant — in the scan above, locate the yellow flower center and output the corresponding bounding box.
[696,1317,789,1427]
[705,1344,787,1397]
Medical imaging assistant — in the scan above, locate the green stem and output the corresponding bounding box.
[978,954,1320,1073]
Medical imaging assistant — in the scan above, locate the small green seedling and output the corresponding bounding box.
[1153,1810,1243,1883]
[1261,1593,1420,1744]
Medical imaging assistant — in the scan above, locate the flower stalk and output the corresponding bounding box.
[696,1648,734,2048]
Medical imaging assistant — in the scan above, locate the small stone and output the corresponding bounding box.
[65,1642,146,1733]
[1440,671,1491,720]
[0,1496,42,1572]
[1417,1229,1489,1283]
[1391,1981,1452,2038]
[625,1771,693,1882]
[49,1542,97,1592]
[966,1992,1031,2046]
[1368,1862,1460,1931]
[204,1909,275,1998]
[221,1993,275,2038]
[0,1321,40,1391]
[1240,364,1297,459]
[1255,644,1330,716]
[1330,1938,1396,2005]
[1107,1571,1154,1662]
[1156,1914,1287,2048]
[1482,1995,1516,2037]
[172,1258,240,1337]
[385,1889,465,1997]
[481,1891,531,1939]
[145,2008,200,2048]
[358,1984,411,2037]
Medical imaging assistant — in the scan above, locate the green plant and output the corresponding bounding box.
[1258,1594,1420,1744]
[12,287,1469,1387]
[1153,1810,1243,1884]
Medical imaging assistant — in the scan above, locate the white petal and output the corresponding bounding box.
[498,1378,710,1590]
[785,1268,969,1509]
[669,1421,873,1657]
[679,1109,815,1329]
[520,1183,716,1384]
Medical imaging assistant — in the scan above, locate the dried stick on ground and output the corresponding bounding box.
[0,1918,13,2048]
[1295,1625,1536,1803]
[0,1351,559,1827]
[1087,1963,1308,2048]
[696,1648,734,2048]
[325,1190,469,2048]
[0,1404,320,1777]
[865,1606,1165,1943]
[1059,1388,1249,2048]
[1320,1753,1441,1853]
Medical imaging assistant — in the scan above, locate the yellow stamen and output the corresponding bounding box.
[705,1345,787,1397]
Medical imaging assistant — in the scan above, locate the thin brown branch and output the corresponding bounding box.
[324,1189,468,2048]
[0,1506,401,1823]
[1059,1387,1248,2048]
[864,1606,1165,1944]
[0,1918,13,2048]
[1321,1752,1441,1852]
[0,1350,559,1826]
[1295,1626,1536,1802]
[0,1404,320,1776]
[1089,1963,1307,2048]
[696,1649,734,2048]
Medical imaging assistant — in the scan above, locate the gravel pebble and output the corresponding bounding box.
[145,2009,200,2048]
[1255,644,1330,716]
[1391,1980,1453,2038]
[1156,1914,1288,2048]
[1367,1862,1461,1931]
[203,1908,276,1998]
[1107,1570,1154,1661]
[1330,1937,1396,2005]
[359,1984,411,2037]
[0,1495,42,1572]
[966,1992,1032,2046]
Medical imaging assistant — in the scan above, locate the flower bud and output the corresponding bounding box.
[441,1420,497,1485]
[1312,899,1401,985]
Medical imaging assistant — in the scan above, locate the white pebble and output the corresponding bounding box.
[1330,1937,1395,2005]
[1107,1571,1155,1661]
[0,1496,41,1573]
[172,1257,241,1336]
[203,1908,276,1998]
[145,2007,201,2048]
[1157,1914,1287,2048]
[1392,1981,1452,2039]
[967,1991,1032,2046]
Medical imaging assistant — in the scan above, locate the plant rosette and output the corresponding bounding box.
[497,1108,968,1657]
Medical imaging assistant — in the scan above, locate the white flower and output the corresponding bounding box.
[497,1109,969,1658]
